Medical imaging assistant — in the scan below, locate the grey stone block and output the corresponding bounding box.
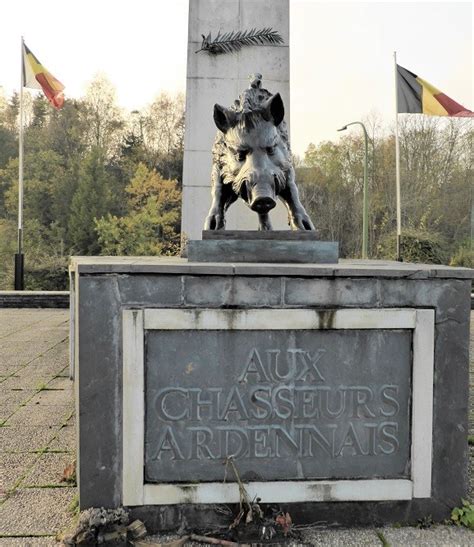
[202,230,321,240]
[78,276,123,507]
[144,329,411,482]
[71,256,474,279]
[184,276,282,307]
[233,277,282,306]
[285,278,380,307]
[184,276,233,306]
[117,274,183,306]
[187,239,339,263]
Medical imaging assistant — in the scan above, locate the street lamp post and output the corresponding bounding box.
[337,121,369,259]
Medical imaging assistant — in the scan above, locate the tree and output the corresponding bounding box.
[297,116,472,262]
[69,147,118,254]
[82,74,125,158]
[95,164,181,255]
[136,92,185,183]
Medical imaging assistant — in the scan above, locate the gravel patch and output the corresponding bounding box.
[300,527,381,546]
[382,524,474,546]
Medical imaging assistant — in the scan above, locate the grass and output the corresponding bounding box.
[24,484,72,489]
[68,494,79,515]
[376,530,391,546]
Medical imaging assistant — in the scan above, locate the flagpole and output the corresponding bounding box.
[394,51,402,261]
[15,36,25,290]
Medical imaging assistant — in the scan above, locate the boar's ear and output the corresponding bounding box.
[262,93,285,126]
[213,104,237,133]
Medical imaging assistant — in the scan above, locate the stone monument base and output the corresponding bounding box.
[70,256,473,532]
[187,231,339,263]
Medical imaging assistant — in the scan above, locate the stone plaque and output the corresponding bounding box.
[144,329,411,483]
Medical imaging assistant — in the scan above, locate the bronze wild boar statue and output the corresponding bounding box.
[204,74,315,231]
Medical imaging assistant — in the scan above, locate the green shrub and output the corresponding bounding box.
[376,229,448,264]
[451,499,474,529]
[450,246,474,268]
[25,255,69,291]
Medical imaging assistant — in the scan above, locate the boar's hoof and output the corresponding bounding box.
[291,212,316,231]
[204,210,225,230]
[250,197,276,214]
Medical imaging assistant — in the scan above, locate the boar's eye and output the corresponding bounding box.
[266,146,276,156]
[236,149,249,162]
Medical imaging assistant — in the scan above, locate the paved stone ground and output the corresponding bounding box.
[0,309,76,545]
[0,309,473,546]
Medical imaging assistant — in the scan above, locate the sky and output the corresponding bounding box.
[0,0,472,155]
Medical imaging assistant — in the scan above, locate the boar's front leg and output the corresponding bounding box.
[279,166,315,231]
[204,166,238,230]
[204,166,227,230]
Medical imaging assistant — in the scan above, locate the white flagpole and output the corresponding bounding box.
[394,51,402,261]
[15,36,25,289]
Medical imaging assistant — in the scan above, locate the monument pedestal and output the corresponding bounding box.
[70,256,473,531]
[187,231,339,263]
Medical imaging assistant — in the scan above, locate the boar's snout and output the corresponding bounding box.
[250,195,276,213]
[245,173,277,213]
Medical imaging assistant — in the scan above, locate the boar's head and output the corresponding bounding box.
[213,92,290,214]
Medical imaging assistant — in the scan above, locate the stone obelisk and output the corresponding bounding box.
[181,0,290,240]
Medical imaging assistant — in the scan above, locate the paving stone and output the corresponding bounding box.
[7,405,72,427]
[6,331,68,345]
[0,390,36,407]
[6,321,68,336]
[0,453,38,495]
[382,524,474,546]
[64,413,75,428]
[0,389,36,408]
[0,363,23,376]
[22,452,75,487]
[0,405,16,422]
[0,426,59,453]
[47,426,76,453]
[0,487,76,535]
[29,389,72,407]
[46,377,73,391]
[0,538,58,546]
[0,342,55,369]
[1,376,58,391]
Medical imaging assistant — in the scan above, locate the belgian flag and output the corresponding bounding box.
[397,65,473,117]
[22,42,65,110]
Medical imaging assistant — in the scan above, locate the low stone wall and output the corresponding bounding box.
[0,291,69,308]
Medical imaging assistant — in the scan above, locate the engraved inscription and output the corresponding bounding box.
[144,330,411,482]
